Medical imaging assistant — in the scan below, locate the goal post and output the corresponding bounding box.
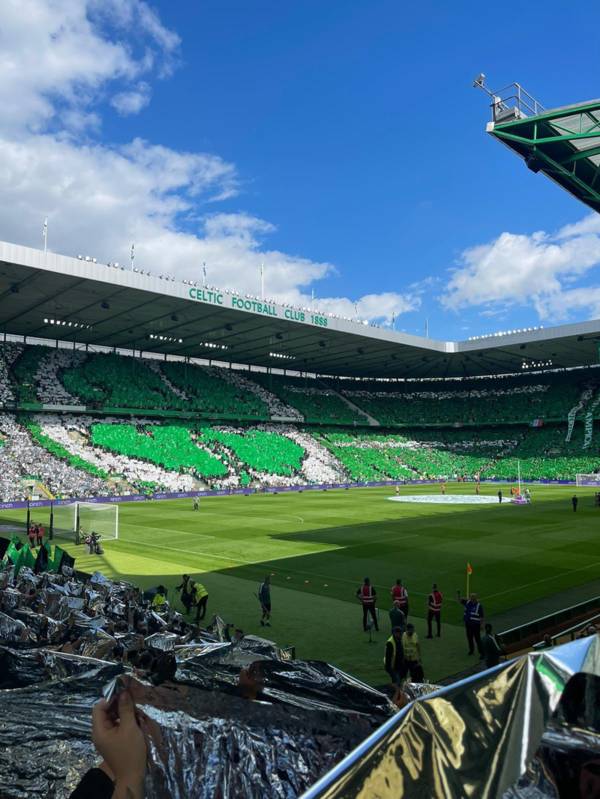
[575,474,600,487]
[52,502,119,543]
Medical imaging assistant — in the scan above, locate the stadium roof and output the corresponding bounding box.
[0,239,598,379]
[487,92,600,214]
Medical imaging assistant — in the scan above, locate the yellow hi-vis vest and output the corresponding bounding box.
[383,635,397,666]
[402,632,419,661]
[194,583,208,600]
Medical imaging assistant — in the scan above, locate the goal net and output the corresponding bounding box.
[575,473,600,487]
[52,502,119,543]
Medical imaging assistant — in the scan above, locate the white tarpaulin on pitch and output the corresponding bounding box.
[387,495,507,505]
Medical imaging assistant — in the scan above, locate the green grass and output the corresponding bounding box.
[5,483,600,685]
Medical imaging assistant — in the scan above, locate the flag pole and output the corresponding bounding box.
[130,243,135,271]
[466,568,470,597]
[518,458,521,496]
[43,217,48,254]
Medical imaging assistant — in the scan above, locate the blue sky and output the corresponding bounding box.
[2,0,600,340]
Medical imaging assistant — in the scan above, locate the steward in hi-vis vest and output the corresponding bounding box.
[383,627,404,685]
[426,583,443,639]
[356,577,379,632]
[457,591,484,656]
[391,579,409,618]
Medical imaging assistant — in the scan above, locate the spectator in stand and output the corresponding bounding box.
[36,524,45,547]
[383,627,404,687]
[457,591,484,657]
[390,579,409,619]
[401,624,423,682]
[481,623,504,668]
[27,524,36,548]
[572,494,578,512]
[70,690,148,799]
[356,577,378,632]
[192,581,209,623]
[426,583,443,638]
[176,574,192,614]
[389,599,406,633]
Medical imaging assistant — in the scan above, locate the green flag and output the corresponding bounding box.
[3,541,19,565]
[20,544,36,570]
[47,545,65,573]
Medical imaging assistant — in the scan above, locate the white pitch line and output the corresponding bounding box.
[108,531,428,594]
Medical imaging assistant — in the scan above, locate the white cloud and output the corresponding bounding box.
[111,82,151,115]
[0,0,416,326]
[441,215,600,322]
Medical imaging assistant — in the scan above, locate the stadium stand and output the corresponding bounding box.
[0,412,599,501]
[249,373,367,424]
[36,414,199,494]
[61,352,179,410]
[338,371,589,426]
[0,414,107,499]
[160,361,269,419]
[0,341,599,496]
[89,423,229,480]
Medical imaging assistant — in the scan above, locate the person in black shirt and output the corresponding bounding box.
[481,623,503,668]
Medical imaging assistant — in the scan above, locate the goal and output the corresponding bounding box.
[52,502,119,543]
[575,474,600,487]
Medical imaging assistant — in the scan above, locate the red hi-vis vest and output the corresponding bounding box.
[428,590,443,612]
[391,585,408,607]
[359,584,376,606]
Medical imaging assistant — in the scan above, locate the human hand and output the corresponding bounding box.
[92,691,147,797]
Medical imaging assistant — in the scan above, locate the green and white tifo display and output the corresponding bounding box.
[1,341,600,502]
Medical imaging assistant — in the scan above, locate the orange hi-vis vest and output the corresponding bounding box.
[359,584,376,606]
[428,590,443,612]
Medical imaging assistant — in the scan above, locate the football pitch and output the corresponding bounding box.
[6,482,600,685]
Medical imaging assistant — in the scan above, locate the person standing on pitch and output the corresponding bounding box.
[497,490,503,504]
[193,497,199,511]
[383,626,404,687]
[192,581,209,623]
[176,574,192,614]
[426,583,443,638]
[258,575,272,626]
[391,578,409,619]
[457,591,484,656]
[389,599,407,633]
[572,494,578,512]
[357,577,379,632]
[402,623,424,682]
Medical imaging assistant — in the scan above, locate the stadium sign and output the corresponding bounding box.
[188,287,328,327]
